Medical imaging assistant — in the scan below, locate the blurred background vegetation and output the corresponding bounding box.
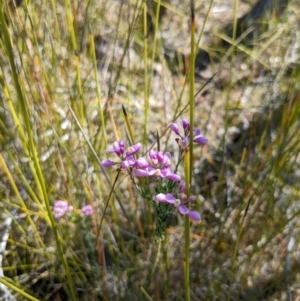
[0,0,300,300]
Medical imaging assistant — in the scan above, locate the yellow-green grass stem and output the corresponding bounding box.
[49,0,61,42]
[75,54,85,125]
[65,0,78,51]
[19,6,54,94]
[5,150,49,221]
[97,170,121,240]
[195,0,214,65]
[122,104,135,145]
[0,154,44,247]
[0,77,47,200]
[184,149,191,301]
[232,0,239,43]
[90,33,107,150]
[0,8,77,300]
[0,277,41,301]
[142,0,149,146]
[183,1,196,300]
[189,0,195,174]
[140,286,154,301]
[148,0,161,122]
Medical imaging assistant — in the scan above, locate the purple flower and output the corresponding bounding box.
[170,120,207,150]
[149,150,171,168]
[193,129,208,145]
[102,160,116,168]
[106,140,125,156]
[134,150,180,182]
[181,120,190,131]
[102,141,141,170]
[121,155,136,169]
[53,200,73,218]
[81,205,94,216]
[160,168,181,182]
[135,157,149,168]
[155,189,200,221]
[126,144,141,156]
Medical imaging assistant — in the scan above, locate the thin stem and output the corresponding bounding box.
[122,105,135,145]
[90,33,107,150]
[184,0,196,300]
[143,0,149,145]
[184,150,191,301]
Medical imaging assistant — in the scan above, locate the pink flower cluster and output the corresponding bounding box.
[53,201,93,218]
[102,141,181,182]
[101,121,207,221]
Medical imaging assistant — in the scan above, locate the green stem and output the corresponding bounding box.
[184,215,190,300]
[184,150,191,301]
[185,1,196,300]
[142,0,149,145]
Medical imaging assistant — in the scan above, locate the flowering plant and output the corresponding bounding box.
[53,200,94,219]
[102,120,207,240]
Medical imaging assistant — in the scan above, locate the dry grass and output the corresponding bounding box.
[0,0,300,300]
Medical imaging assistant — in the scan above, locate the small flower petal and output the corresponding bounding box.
[178,204,189,215]
[181,120,190,131]
[156,193,176,204]
[162,152,172,167]
[160,168,181,182]
[193,129,208,145]
[155,193,167,202]
[107,140,125,156]
[102,160,116,168]
[118,140,125,154]
[134,167,157,177]
[149,150,159,165]
[167,173,181,182]
[126,143,141,156]
[186,196,196,202]
[170,123,180,135]
[187,210,201,221]
[136,157,149,168]
[193,128,201,136]
[157,151,164,163]
[134,169,149,177]
[193,135,208,145]
[179,182,186,193]
[121,155,136,169]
